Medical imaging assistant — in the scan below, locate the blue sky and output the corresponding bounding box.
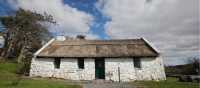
[0,0,109,39]
[0,0,15,32]
[63,0,110,39]
[0,0,12,16]
[0,0,199,65]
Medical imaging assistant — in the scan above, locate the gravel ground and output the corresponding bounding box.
[82,80,135,88]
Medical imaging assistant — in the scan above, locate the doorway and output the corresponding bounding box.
[95,59,105,79]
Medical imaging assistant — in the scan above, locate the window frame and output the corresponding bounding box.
[133,58,142,69]
[54,58,61,69]
[78,58,84,69]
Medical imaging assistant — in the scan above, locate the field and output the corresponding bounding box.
[132,77,199,88]
[0,62,81,88]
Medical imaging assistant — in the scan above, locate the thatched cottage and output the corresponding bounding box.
[30,36,166,82]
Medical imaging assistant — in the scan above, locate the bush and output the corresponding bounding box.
[16,64,30,76]
[16,57,31,76]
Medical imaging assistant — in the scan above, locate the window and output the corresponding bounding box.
[133,58,141,68]
[54,58,61,69]
[78,59,84,69]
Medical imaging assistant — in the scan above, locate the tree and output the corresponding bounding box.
[187,57,200,75]
[0,9,54,74]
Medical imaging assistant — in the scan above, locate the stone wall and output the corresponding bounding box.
[30,58,95,80]
[30,57,166,81]
[134,57,166,81]
[105,58,135,81]
[105,57,166,82]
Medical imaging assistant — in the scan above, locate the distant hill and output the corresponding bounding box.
[165,61,200,76]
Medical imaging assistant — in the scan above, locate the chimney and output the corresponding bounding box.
[56,35,66,41]
[76,35,85,40]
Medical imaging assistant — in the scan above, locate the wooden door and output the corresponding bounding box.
[95,59,105,79]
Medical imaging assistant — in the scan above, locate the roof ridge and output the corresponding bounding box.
[61,38,142,41]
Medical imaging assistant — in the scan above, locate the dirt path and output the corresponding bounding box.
[82,80,135,88]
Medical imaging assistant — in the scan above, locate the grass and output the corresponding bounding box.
[1,61,199,88]
[0,62,81,88]
[132,77,199,88]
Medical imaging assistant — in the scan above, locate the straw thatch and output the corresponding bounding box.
[36,38,159,58]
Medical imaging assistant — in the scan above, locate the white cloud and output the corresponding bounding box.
[9,0,96,38]
[85,33,100,39]
[97,0,199,65]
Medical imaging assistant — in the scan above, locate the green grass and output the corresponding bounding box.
[0,62,81,88]
[132,77,199,88]
[1,61,199,88]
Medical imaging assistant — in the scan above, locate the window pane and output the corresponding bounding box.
[78,59,84,69]
[54,58,61,69]
[134,58,141,68]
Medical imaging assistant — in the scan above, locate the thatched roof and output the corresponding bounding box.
[36,38,159,58]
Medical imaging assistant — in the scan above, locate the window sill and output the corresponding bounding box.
[54,68,60,70]
[135,68,142,70]
[77,69,84,71]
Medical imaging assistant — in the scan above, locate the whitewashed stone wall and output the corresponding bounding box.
[105,58,136,81]
[30,58,95,80]
[134,57,166,81]
[105,57,166,82]
[30,57,166,82]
